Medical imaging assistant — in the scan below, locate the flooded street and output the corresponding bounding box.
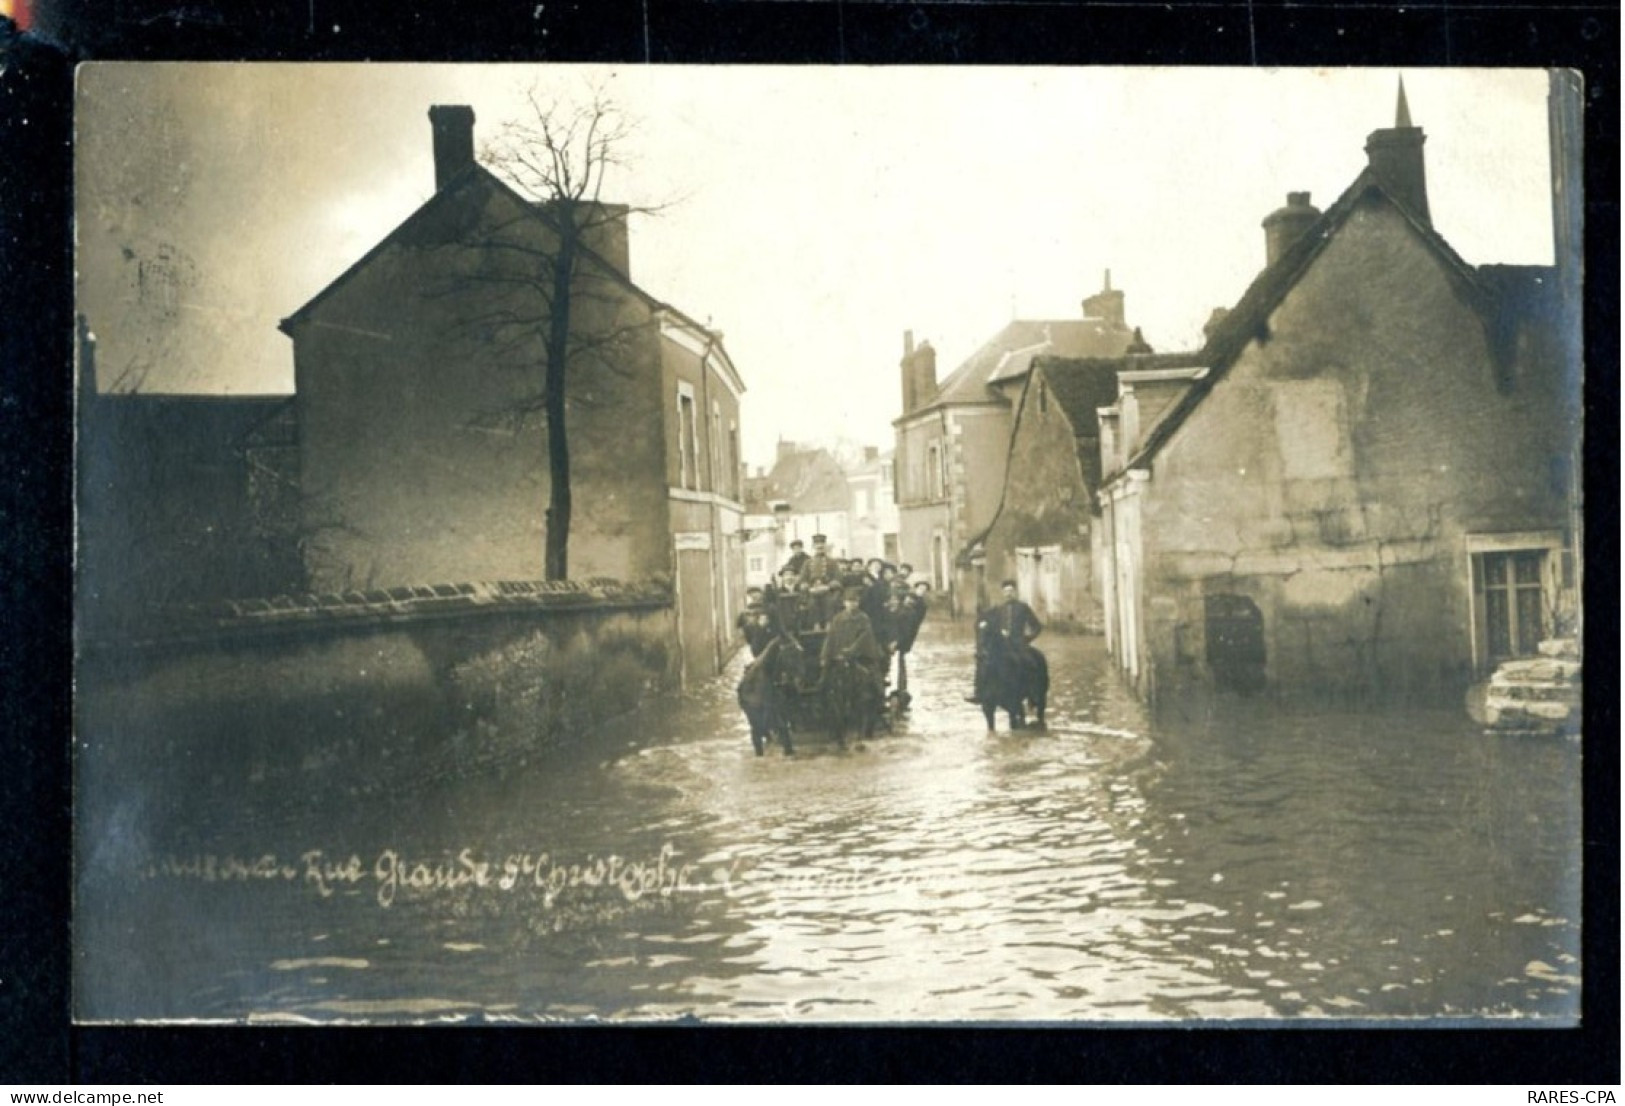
[76,622,1581,1023]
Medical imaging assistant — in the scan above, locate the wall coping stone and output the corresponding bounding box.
[80,578,676,652]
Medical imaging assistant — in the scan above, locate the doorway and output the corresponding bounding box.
[1205,593,1267,694]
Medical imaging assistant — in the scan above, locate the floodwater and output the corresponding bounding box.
[74,622,1582,1023]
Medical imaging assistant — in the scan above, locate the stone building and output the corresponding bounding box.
[972,346,1206,627]
[280,105,747,682]
[1097,88,1580,701]
[893,276,1140,613]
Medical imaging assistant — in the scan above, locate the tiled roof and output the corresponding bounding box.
[922,317,1137,410]
[761,448,849,513]
[281,165,734,377]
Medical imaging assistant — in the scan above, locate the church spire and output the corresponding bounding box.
[1395,75,1413,128]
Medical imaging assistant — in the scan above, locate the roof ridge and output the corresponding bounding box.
[1117,166,1497,477]
[282,164,731,359]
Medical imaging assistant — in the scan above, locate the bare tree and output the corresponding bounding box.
[461,85,663,581]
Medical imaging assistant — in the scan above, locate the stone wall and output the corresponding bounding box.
[76,580,677,789]
[1138,198,1572,699]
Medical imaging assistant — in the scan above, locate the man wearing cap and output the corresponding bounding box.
[800,535,840,628]
[736,588,775,658]
[861,558,895,648]
[994,579,1043,656]
[969,580,1042,704]
[780,539,809,578]
[821,586,886,708]
[892,580,930,709]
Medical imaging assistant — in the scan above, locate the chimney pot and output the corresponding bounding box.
[1263,191,1322,266]
[1082,276,1127,329]
[429,105,476,192]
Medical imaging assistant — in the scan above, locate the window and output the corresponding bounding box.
[927,443,943,500]
[677,384,698,490]
[1037,380,1048,414]
[728,423,740,500]
[748,556,764,574]
[710,401,723,493]
[1477,550,1546,661]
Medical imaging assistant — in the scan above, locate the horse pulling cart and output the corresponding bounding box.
[737,628,899,756]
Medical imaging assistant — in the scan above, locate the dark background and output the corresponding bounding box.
[2,0,1617,1084]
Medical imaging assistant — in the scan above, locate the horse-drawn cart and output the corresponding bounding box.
[737,628,898,755]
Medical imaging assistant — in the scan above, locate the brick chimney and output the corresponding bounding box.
[900,331,939,413]
[1081,269,1126,328]
[1364,78,1430,225]
[900,330,916,411]
[1262,192,1321,265]
[428,105,476,192]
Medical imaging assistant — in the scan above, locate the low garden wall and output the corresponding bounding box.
[76,579,679,791]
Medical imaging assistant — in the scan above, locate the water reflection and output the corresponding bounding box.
[75,623,1580,1023]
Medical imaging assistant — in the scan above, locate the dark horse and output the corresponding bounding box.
[820,655,884,749]
[974,619,1049,732]
[738,633,809,756]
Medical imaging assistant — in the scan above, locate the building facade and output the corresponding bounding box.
[280,105,746,682]
[1098,92,1579,701]
[975,350,1205,628]
[845,446,899,564]
[893,277,1140,614]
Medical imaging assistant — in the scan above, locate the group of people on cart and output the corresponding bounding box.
[736,533,1049,743]
[736,533,932,714]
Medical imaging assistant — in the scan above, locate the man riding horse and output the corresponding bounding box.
[971,579,1048,731]
[820,586,887,745]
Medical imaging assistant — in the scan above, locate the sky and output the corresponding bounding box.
[74,65,1555,470]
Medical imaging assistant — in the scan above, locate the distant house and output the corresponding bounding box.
[279,105,747,682]
[972,346,1206,627]
[1097,87,1580,701]
[893,276,1140,613]
[748,441,854,559]
[844,446,899,564]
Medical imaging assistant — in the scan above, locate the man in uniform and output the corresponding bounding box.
[800,534,841,628]
[821,585,886,709]
[994,579,1043,662]
[971,579,1043,704]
